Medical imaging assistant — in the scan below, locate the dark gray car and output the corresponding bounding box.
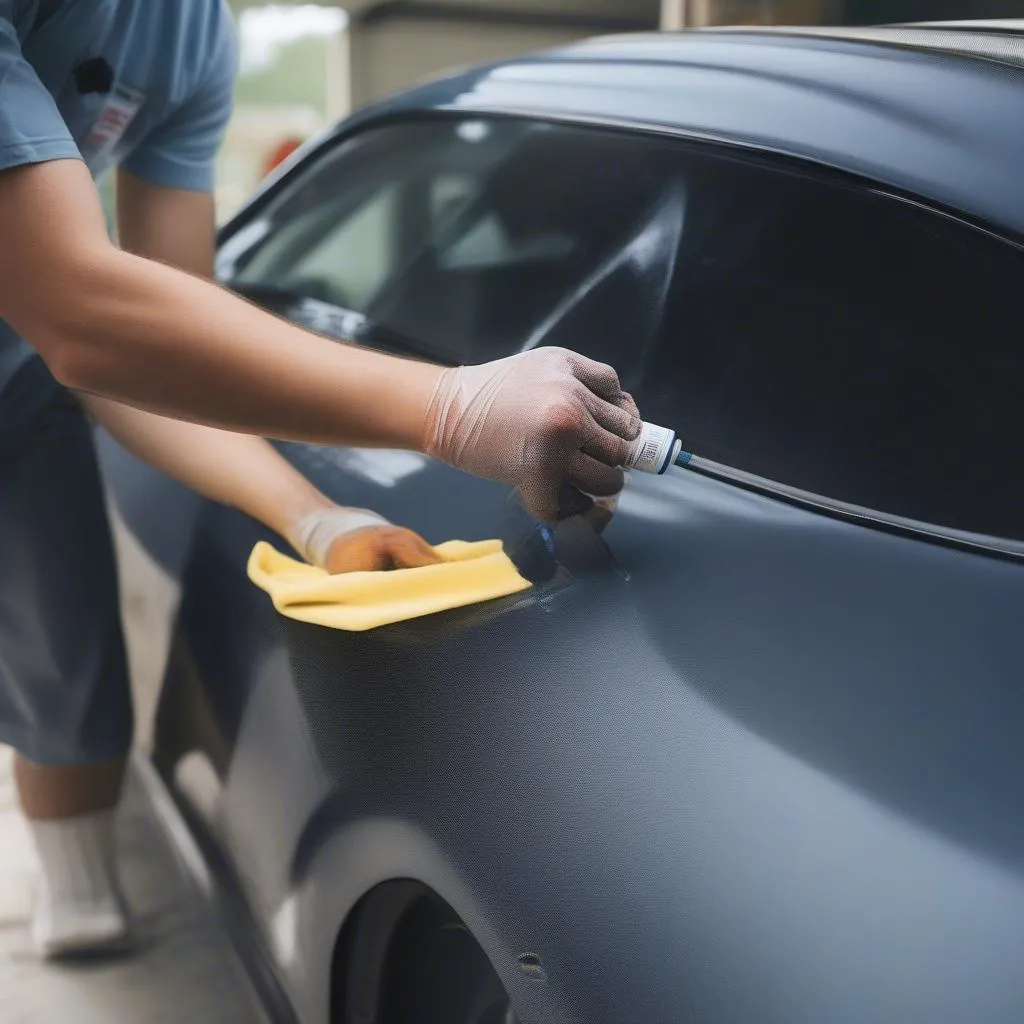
[102,22,1024,1024]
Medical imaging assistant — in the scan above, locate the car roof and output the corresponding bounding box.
[347,23,1024,240]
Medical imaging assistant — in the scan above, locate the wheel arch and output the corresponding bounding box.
[288,816,567,1024]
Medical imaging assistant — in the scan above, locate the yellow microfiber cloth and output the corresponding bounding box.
[247,538,533,632]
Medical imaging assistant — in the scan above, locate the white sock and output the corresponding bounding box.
[27,809,131,957]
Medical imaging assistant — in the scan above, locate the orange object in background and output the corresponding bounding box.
[262,137,303,178]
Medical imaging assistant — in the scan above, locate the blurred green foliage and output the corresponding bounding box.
[235,34,331,118]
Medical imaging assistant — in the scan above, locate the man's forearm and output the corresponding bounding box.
[52,247,442,450]
[83,395,333,550]
[0,159,641,523]
[0,159,440,451]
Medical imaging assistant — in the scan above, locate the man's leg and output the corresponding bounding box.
[14,758,125,818]
[0,356,134,957]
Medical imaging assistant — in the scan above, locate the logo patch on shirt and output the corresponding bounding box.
[81,83,145,168]
[74,57,115,95]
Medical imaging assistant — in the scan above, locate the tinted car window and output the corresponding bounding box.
[635,149,1023,542]
[226,118,678,369]
[229,121,523,317]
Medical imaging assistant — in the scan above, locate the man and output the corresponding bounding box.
[0,0,639,958]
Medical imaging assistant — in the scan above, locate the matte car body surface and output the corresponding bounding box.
[101,22,1024,1024]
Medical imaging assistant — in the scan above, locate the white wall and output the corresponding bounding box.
[217,105,326,221]
[346,16,599,109]
[663,0,842,26]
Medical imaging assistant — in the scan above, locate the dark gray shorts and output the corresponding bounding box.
[0,357,132,765]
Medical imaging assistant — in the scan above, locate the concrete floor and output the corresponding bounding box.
[0,507,268,1023]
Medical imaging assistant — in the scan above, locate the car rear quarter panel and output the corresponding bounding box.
[175,459,1024,1024]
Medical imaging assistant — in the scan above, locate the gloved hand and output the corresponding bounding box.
[423,347,641,522]
[293,508,440,573]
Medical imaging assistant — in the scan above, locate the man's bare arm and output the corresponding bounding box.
[0,158,440,448]
[0,158,641,521]
[115,168,217,277]
[83,171,437,570]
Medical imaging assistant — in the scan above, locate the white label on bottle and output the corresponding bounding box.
[625,422,674,474]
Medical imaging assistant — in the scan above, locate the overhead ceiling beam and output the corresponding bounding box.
[355,0,656,31]
[232,0,655,18]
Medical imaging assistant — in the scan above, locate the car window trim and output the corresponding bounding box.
[220,110,1024,564]
[686,454,1024,565]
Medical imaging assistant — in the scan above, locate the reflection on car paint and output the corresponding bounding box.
[612,476,696,524]
[520,186,685,358]
[284,444,429,487]
[271,893,300,968]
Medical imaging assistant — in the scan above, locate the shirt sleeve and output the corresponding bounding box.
[0,11,81,172]
[120,7,238,192]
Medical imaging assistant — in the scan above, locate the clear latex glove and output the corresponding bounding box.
[293,508,440,573]
[423,347,642,522]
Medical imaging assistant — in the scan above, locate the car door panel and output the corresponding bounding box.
[172,456,1024,1024]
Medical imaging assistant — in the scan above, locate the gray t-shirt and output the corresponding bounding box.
[0,0,238,388]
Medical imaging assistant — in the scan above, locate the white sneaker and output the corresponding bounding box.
[31,891,131,959]
[26,809,132,959]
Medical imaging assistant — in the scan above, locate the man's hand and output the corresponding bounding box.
[321,526,441,574]
[293,507,440,573]
[424,347,642,523]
